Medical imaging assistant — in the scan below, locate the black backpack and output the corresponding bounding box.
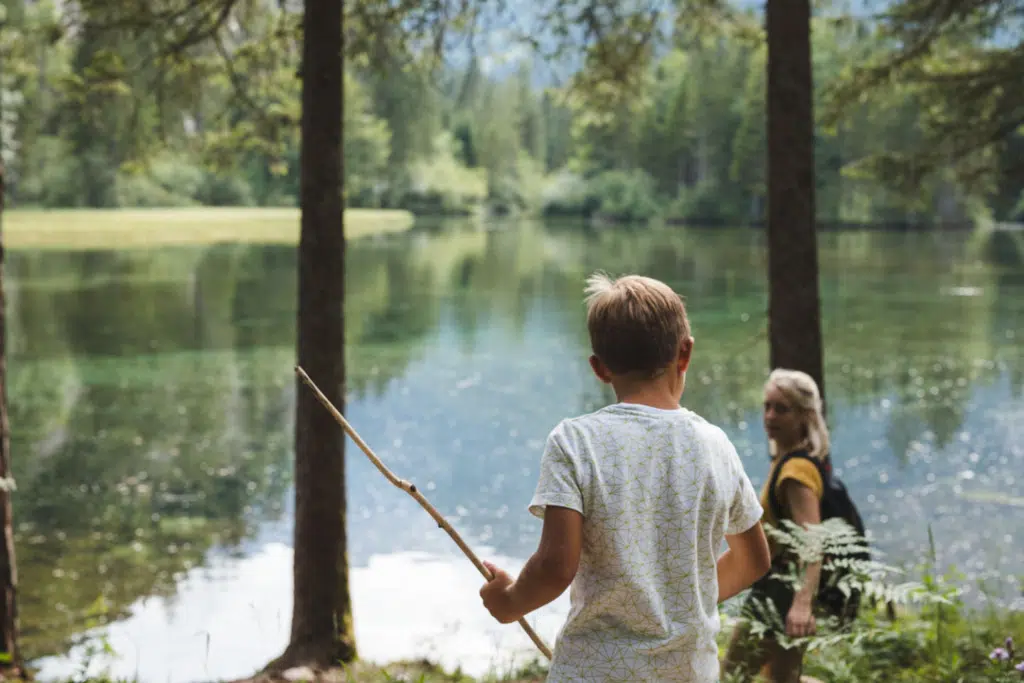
[767,450,870,622]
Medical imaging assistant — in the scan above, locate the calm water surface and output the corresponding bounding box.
[6,220,1023,682]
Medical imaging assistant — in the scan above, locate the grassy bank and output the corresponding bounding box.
[2,207,415,250]
[247,607,1023,682]
[41,607,1022,683]
[227,602,1024,682]
[222,659,546,683]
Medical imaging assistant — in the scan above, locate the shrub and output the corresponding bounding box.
[723,520,1024,683]
[488,155,547,216]
[541,169,589,217]
[401,133,488,216]
[197,173,257,207]
[582,169,661,223]
[113,172,196,208]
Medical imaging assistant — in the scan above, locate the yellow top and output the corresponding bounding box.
[760,455,824,555]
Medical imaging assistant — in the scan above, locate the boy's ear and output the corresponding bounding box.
[678,336,694,373]
[589,354,613,384]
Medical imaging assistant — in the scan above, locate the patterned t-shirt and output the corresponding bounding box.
[529,402,764,683]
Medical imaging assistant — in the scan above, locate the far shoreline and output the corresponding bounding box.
[2,207,415,251]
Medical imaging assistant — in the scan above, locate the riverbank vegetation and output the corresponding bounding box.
[39,602,1024,682]
[2,2,1020,227]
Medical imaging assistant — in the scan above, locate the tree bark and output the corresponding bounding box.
[0,162,23,674]
[765,0,826,406]
[267,0,355,671]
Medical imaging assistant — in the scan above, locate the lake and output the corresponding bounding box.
[6,219,1023,682]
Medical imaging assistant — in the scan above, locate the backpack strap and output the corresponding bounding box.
[767,449,826,522]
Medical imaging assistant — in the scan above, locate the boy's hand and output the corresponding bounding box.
[479,561,520,624]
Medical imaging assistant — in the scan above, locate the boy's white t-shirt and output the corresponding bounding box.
[529,402,764,683]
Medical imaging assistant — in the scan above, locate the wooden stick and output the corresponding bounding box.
[294,365,554,661]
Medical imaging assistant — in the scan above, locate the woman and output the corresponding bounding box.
[722,368,829,683]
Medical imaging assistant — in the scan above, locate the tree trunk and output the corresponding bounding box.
[0,162,23,675]
[765,0,826,406]
[267,0,355,671]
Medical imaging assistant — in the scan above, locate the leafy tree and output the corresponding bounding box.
[822,0,1024,202]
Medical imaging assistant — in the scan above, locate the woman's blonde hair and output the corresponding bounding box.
[765,368,830,460]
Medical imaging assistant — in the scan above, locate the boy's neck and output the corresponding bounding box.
[612,382,683,411]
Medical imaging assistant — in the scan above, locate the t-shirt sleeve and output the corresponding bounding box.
[724,436,764,535]
[528,428,584,519]
[775,458,824,501]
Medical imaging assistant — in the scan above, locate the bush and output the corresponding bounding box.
[583,169,661,224]
[12,135,81,207]
[666,180,749,224]
[148,155,205,200]
[488,154,547,216]
[400,132,488,216]
[197,173,256,207]
[798,609,1024,683]
[541,169,589,217]
[113,172,196,208]
[721,520,1024,683]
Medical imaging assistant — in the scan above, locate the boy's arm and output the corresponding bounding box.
[719,433,771,603]
[481,429,584,624]
[510,506,583,612]
[480,506,583,623]
[717,521,771,603]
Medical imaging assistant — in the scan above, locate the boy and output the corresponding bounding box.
[480,272,771,682]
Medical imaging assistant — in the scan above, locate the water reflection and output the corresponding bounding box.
[5,221,1023,681]
[37,541,570,683]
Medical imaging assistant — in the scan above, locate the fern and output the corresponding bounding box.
[737,518,960,651]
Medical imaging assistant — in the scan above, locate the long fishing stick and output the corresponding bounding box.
[294,365,554,660]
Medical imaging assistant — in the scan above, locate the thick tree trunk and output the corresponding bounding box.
[267,0,355,671]
[765,0,826,405]
[0,163,23,674]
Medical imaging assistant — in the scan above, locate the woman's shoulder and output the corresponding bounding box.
[776,450,825,495]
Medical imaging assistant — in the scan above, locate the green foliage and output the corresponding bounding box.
[539,170,589,217]
[723,520,1024,682]
[582,169,660,223]
[14,135,81,206]
[198,173,257,207]
[113,172,197,208]
[488,154,547,216]
[1,0,1020,223]
[666,180,748,224]
[344,71,393,206]
[400,133,488,216]
[738,518,951,650]
[821,0,1024,198]
[798,611,1024,683]
[116,155,259,208]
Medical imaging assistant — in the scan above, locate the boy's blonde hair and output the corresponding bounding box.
[765,368,831,460]
[584,271,691,377]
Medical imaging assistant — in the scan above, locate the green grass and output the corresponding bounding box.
[29,658,547,683]
[2,207,414,250]
[28,605,1024,682]
[231,659,546,682]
